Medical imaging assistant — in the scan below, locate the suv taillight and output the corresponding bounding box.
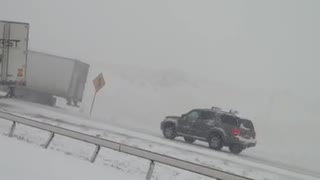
[231,128,241,136]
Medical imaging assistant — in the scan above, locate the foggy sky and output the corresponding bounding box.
[1,0,319,100]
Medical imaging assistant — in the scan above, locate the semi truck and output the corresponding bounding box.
[0,20,28,86]
[1,20,89,106]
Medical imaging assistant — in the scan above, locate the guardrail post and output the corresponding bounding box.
[8,121,16,137]
[43,132,55,149]
[146,160,155,180]
[90,145,101,163]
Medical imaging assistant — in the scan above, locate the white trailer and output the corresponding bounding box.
[0,20,89,106]
[21,51,90,106]
[0,20,29,85]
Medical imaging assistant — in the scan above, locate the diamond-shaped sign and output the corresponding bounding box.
[93,73,105,92]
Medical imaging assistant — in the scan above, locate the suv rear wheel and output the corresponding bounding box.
[163,124,176,140]
[184,137,196,144]
[229,144,243,154]
[208,133,223,150]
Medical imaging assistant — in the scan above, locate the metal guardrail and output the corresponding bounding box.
[0,111,252,180]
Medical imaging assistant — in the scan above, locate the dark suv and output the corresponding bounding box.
[160,108,256,154]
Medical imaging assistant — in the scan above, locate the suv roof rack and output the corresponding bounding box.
[211,106,222,110]
[209,107,239,117]
[229,109,239,115]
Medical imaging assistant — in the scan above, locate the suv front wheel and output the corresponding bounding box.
[208,133,223,150]
[163,125,176,140]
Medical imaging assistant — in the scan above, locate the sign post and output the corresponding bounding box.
[90,73,105,115]
[90,91,97,115]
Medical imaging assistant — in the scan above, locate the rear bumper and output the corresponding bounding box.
[227,136,257,148]
[244,142,256,148]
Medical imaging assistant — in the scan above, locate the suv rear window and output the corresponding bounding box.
[221,115,239,126]
[239,119,254,130]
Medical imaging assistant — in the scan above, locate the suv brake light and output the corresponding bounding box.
[231,128,241,136]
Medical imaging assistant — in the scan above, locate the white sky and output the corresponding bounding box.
[1,0,319,99]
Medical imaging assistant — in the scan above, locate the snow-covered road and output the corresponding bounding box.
[0,99,319,180]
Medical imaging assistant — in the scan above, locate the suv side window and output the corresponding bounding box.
[200,111,215,120]
[186,110,200,121]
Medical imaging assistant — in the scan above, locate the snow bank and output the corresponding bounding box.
[0,135,141,180]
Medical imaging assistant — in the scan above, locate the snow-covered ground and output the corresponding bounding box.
[0,99,319,180]
[0,122,213,180]
[0,101,214,180]
[0,135,142,180]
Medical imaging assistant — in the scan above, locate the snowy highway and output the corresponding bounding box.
[2,1,320,179]
[0,99,319,180]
